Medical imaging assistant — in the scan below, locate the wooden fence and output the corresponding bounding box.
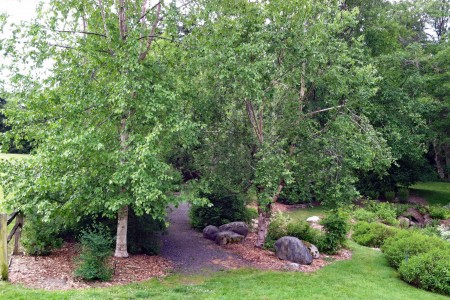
[0,211,23,280]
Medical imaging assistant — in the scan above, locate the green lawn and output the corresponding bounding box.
[410,182,450,206]
[0,242,447,299]
[287,206,328,222]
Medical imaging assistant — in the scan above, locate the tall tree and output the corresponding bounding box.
[0,0,198,257]
[185,0,392,246]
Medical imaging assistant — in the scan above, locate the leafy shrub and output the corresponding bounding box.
[399,249,450,296]
[264,212,290,250]
[381,230,450,268]
[352,222,399,248]
[286,220,322,245]
[353,208,377,223]
[318,211,348,254]
[384,191,395,202]
[22,214,63,256]
[428,206,450,220]
[190,188,250,230]
[74,225,114,281]
[127,209,166,255]
[354,201,398,225]
[397,188,409,204]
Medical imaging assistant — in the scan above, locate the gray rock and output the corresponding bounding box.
[274,236,313,265]
[219,222,249,238]
[398,216,410,228]
[203,225,219,241]
[302,240,320,259]
[215,231,245,246]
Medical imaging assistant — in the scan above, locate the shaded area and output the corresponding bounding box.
[160,202,252,274]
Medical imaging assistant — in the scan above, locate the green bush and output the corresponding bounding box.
[397,188,410,204]
[318,211,348,254]
[384,191,396,202]
[353,208,377,223]
[428,205,450,220]
[286,220,322,245]
[74,225,114,281]
[366,201,398,225]
[399,249,450,296]
[190,188,250,230]
[381,230,450,268]
[264,212,290,250]
[22,214,63,256]
[352,222,399,248]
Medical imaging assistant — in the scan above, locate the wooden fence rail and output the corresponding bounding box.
[0,210,24,280]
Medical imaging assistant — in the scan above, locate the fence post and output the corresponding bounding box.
[13,213,23,255]
[0,213,7,280]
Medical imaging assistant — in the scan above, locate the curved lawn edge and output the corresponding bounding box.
[1,242,448,299]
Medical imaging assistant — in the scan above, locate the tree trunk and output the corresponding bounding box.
[115,115,130,258]
[444,142,450,181]
[114,205,129,257]
[433,140,445,179]
[255,205,271,248]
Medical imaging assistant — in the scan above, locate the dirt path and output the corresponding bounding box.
[160,202,252,274]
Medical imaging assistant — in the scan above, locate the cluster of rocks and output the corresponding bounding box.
[203,222,249,245]
[398,207,433,228]
[203,217,322,266]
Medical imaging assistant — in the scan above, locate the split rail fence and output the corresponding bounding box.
[0,210,23,280]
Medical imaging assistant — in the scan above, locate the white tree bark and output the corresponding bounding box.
[114,205,129,257]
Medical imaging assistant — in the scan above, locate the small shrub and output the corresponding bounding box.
[384,191,396,202]
[356,201,398,225]
[264,212,290,250]
[381,230,450,268]
[74,225,114,281]
[352,222,399,248]
[353,208,377,223]
[286,219,322,245]
[399,249,450,296]
[397,188,410,204]
[428,206,450,220]
[22,214,63,256]
[318,211,348,254]
[190,188,250,230]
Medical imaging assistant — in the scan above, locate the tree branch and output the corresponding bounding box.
[139,2,161,61]
[55,30,106,38]
[306,104,345,116]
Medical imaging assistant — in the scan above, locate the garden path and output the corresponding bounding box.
[160,202,252,274]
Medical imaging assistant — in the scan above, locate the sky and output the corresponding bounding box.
[1,0,40,23]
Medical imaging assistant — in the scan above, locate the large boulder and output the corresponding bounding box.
[203,225,219,241]
[402,208,425,226]
[215,231,245,246]
[302,240,320,259]
[274,236,313,265]
[219,222,249,238]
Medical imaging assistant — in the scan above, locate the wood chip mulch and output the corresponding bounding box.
[8,242,174,290]
[223,232,352,272]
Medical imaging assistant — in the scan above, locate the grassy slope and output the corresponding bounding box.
[1,243,448,300]
[410,182,450,206]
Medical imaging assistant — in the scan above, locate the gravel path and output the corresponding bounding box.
[160,202,252,274]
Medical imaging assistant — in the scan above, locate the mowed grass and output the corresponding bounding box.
[0,242,448,300]
[410,182,450,206]
[287,206,328,222]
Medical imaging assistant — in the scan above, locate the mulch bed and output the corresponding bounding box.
[8,243,174,290]
[223,232,352,272]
